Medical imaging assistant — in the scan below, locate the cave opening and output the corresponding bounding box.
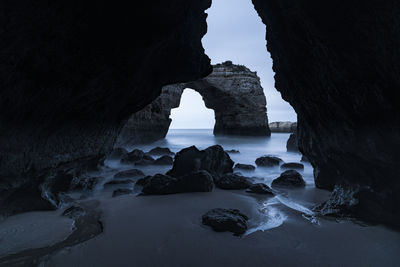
[169,88,215,130]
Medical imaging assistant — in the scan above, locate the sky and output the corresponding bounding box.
[169,0,296,129]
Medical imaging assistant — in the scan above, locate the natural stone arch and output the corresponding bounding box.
[116,61,270,145]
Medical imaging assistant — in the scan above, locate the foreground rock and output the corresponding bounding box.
[71,176,103,191]
[215,174,253,190]
[286,132,299,152]
[255,156,283,167]
[114,169,145,179]
[153,155,174,165]
[234,163,256,170]
[112,189,133,197]
[148,147,175,156]
[134,155,155,166]
[104,180,134,187]
[281,162,304,170]
[272,170,306,188]
[167,145,233,178]
[202,208,248,236]
[141,171,214,195]
[246,183,273,195]
[120,149,146,164]
[108,147,128,160]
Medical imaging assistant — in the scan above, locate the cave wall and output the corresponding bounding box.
[252,0,400,225]
[116,61,270,145]
[0,1,212,215]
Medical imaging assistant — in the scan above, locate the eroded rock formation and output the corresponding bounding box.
[253,0,400,225]
[116,61,270,145]
[269,121,297,132]
[0,1,212,216]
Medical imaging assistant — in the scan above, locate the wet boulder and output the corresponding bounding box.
[148,147,175,156]
[114,169,145,179]
[246,183,273,195]
[167,145,233,178]
[202,208,248,236]
[112,188,133,197]
[104,180,134,187]
[272,170,306,188]
[121,149,145,164]
[281,162,304,170]
[255,156,283,167]
[234,163,256,170]
[108,147,128,160]
[142,171,214,195]
[286,132,299,152]
[134,155,155,166]
[215,173,253,190]
[153,155,174,165]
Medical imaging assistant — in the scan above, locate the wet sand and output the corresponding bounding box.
[38,189,400,267]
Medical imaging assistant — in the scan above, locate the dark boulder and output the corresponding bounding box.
[136,176,151,187]
[71,176,103,191]
[246,183,273,195]
[120,149,145,164]
[153,155,174,165]
[112,189,133,197]
[148,147,175,156]
[215,174,253,190]
[281,162,304,170]
[202,208,248,236]
[272,170,306,188]
[142,171,214,195]
[114,169,145,179]
[255,156,283,167]
[286,132,299,152]
[234,163,256,170]
[108,147,128,160]
[134,155,155,166]
[167,145,233,178]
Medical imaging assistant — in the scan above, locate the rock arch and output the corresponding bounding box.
[116,61,270,145]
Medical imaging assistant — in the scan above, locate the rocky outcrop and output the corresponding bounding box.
[116,61,271,145]
[255,156,283,167]
[269,121,297,132]
[202,208,248,236]
[0,1,211,215]
[252,0,400,225]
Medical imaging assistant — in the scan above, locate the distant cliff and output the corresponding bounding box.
[269,121,297,133]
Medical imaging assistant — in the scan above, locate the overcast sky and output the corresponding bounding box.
[170,0,296,129]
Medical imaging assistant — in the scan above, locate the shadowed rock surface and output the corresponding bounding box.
[215,174,253,190]
[286,132,299,152]
[116,61,271,145]
[147,147,175,156]
[167,145,234,178]
[252,0,400,225]
[141,171,214,195]
[108,148,129,160]
[255,156,283,167]
[202,208,248,236]
[246,183,274,195]
[272,170,306,188]
[234,163,256,171]
[281,163,304,170]
[112,189,133,198]
[0,1,212,216]
[153,155,174,165]
[114,169,145,179]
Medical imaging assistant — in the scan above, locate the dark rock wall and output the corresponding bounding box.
[0,1,212,214]
[253,0,400,224]
[116,62,270,145]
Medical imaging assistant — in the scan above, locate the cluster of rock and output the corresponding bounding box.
[116,61,271,145]
[269,121,297,132]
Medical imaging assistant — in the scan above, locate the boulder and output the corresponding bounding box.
[234,163,256,170]
[202,208,248,236]
[281,162,304,170]
[226,149,240,154]
[246,183,273,195]
[255,156,283,167]
[114,169,145,179]
[272,170,306,188]
[104,180,134,187]
[215,174,253,190]
[134,155,155,166]
[142,171,214,195]
[167,145,233,178]
[153,155,174,165]
[108,147,128,160]
[112,189,133,197]
[71,176,103,191]
[286,132,299,152]
[148,147,175,156]
[62,206,85,219]
[120,149,145,164]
